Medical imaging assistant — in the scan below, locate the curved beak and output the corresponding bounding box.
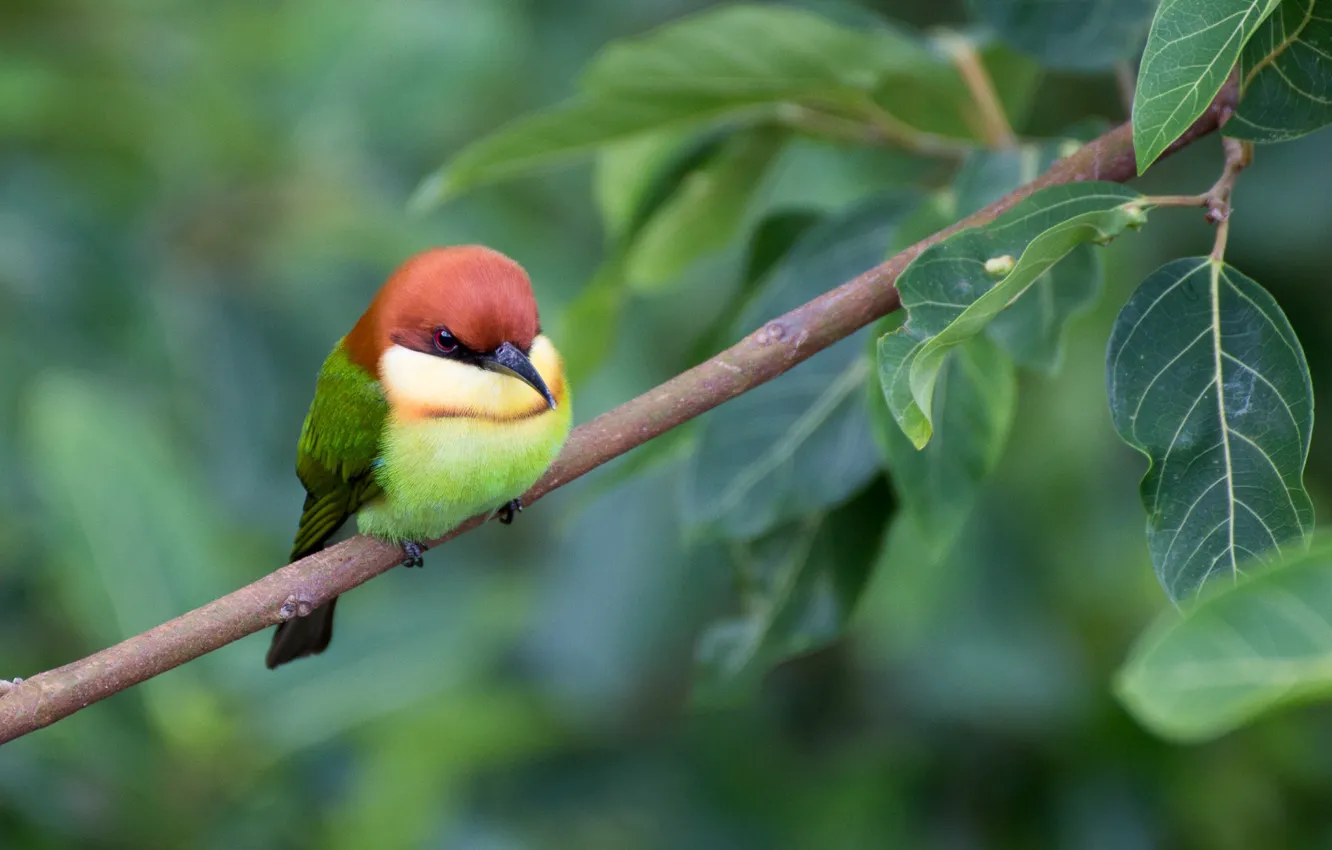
[481,341,557,409]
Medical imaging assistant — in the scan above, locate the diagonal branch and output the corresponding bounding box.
[0,84,1237,747]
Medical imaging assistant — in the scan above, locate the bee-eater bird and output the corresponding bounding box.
[265,246,571,668]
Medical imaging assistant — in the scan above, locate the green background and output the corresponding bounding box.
[4,0,1332,847]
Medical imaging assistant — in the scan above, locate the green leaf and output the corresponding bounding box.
[411,95,754,210]
[1117,538,1332,741]
[864,333,1015,646]
[1228,0,1332,142]
[878,182,1144,448]
[593,128,717,240]
[625,128,787,290]
[556,261,627,387]
[968,0,1158,70]
[871,334,1016,546]
[683,196,917,539]
[693,478,890,702]
[872,36,1042,143]
[415,5,941,206]
[1107,258,1314,601]
[952,143,1105,373]
[1133,0,1282,172]
[686,209,825,366]
[582,4,936,102]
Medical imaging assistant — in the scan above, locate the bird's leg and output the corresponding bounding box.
[497,498,523,525]
[400,540,428,568]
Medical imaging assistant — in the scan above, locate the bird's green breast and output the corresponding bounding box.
[356,400,572,542]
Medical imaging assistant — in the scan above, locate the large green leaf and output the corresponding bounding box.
[1228,0,1332,142]
[682,196,916,539]
[1117,538,1332,741]
[693,478,890,702]
[581,4,935,100]
[968,0,1158,69]
[625,128,787,290]
[593,128,722,241]
[1107,258,1314,601]
[1133,0,1282,172]
[952,143,1105,373]
[415,5,944,206]
[411,95,754,210]
[878,182,1144,448]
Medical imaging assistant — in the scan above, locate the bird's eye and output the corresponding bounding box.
[433,328,458,354]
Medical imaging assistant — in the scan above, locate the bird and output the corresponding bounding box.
[265,246,572,669]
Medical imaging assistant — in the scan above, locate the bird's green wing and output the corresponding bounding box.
[289,343,388,561]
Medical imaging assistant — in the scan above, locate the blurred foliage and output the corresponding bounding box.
[6,1,1332,848]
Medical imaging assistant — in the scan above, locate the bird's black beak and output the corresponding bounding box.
[481,341,557,409]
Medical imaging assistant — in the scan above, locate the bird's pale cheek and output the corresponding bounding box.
[379,343,563,421]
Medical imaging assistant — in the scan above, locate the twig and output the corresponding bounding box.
[0,78,1239,747]
[937,32,1017,147]
[1206,137,1253,262]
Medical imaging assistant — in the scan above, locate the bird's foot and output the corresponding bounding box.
[497,498,523,525]
[400,540,428,568]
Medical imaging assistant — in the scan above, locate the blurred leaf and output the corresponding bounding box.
[1107,258,1313,601]
[411,97,751,210]
[874,36,1042,143]
[594,128,700,239]
[878,183,1143,448]
[861,333,1015,648]
[417,4,942,206]
[1228,0,1332,142]
[694,478,890,703]
[581,5,936,101]
[682,196,918,539]
[952,142,1105,373]
[1133,0,1280,172]
[1117,537,1332,742]
[555,261,627,387]
[687,208,825,365]
[968,0,1157,70]
[24,374,233,754]
[870,335,1016,556]
[626,128,787,290]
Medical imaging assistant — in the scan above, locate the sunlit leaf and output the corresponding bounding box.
[683,196,917,539]
[1107,258,1314,601]
[1133,0,1281,172]
[1228,0,1332,142]
[594,128,700,239]
[1117,537,1332,741]
[968,0,1158,69]
[694,479,890,702]
[625,128,786,290]
[878,182,1144,448]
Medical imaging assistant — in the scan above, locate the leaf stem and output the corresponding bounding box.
[937,31,1016,148]
[1142,194,1207,208]
[848,98,975,158]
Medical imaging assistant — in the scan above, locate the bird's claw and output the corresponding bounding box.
[497,498,523,525]
[401,540,427,568]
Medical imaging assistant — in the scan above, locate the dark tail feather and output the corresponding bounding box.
[266,596,338,669]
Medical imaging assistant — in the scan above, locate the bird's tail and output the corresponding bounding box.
[266,596,337,669]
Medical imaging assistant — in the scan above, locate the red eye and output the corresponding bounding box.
[433,328,458,354]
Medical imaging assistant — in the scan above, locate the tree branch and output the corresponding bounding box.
[0,83,1238,747]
